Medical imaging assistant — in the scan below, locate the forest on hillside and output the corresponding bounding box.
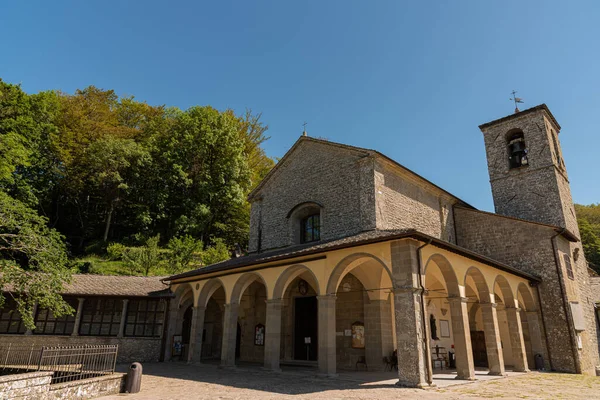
[575,204,600,273]
[0,79,274,285]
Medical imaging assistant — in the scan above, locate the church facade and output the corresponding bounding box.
[164,104,600,387]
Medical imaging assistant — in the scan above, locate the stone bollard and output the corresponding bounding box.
[125,362,143,393]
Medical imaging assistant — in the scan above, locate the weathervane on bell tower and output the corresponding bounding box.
[510,90,524,113]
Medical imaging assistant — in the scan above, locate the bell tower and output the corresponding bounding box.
[479,104,579,235]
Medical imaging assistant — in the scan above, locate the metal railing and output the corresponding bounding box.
[0,343,118,384]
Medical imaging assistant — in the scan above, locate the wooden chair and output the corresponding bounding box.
[356,356,368,371]
[382,356,392,371]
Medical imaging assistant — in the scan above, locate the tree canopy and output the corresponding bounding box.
[575,203,600,273]
[0,78,275,327]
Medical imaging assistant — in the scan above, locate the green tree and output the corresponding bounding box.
[0,192,72,329]
[201,238,230,266]
[122,235,162,276]
[166,235,202,274]
[85,137,150,241]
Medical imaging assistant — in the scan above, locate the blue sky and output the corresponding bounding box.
[1,1,598,210]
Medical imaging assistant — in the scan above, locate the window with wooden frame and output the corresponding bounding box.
[301,214,320,243]
[124,299,166,338]
[79,297,122,336]
[0,297,26,334]
[563,253,574,280]
[34,297,78,335]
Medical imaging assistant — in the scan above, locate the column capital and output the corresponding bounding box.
[265,299,282,305]
[479,301,498,309]
[525,309,539,315]
[395,285,423,294]
[194,306,206,312]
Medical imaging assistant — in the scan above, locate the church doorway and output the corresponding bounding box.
[181,305,194,360]
[294,296,318,361]
[471,331,488,367]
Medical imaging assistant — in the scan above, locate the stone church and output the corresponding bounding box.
[164,104,600,387]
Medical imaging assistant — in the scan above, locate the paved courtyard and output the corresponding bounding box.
[100,362,600,400]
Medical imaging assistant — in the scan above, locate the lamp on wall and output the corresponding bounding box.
[573,248,580,262]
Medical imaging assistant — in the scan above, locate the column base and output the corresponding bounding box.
[218,364,237,370]
[487,371,507,377]
[396,380,435,389]
[512,368,530,373]
[455,376,476,381]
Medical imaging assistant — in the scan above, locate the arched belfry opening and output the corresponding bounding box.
[507,130,528,169]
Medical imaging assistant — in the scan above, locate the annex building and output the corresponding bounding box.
[164,104,600,387]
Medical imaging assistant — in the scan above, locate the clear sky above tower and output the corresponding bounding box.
[1,1,598,210]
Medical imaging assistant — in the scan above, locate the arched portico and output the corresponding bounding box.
[517,283,545,369]
[424,254,475,380]
[494,276,529,372]
[321,253,395,375]
[221,273,268,368]
[464,267,505,375]
[165,283,195,361]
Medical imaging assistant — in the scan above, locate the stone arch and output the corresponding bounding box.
[493,275,515,307]
[230,272,268,304]
[517,283,536,311]
[173,282,195,308]
[273,264,320,299]
[423,253,460,297]
[287,201,323,244]
[326,252,394,299]
[464,266,491,303]
[197,278,227,308]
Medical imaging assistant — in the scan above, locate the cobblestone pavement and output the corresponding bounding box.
[101,362,600,400]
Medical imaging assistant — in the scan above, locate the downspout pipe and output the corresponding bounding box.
[551,228,581,374]
[416,239,433,386]
[533,281,553,371]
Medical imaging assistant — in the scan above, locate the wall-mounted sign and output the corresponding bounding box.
[172,335,183,356]
[440,320,450,338]
[304,336,311,344]
[255,324,265,346]
[351,321,365,349]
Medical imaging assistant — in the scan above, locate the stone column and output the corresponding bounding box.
[190,306,206,363]
[117,299,129,338]
[317,295,336,376]
[390,240,430,388]
[164,300,179,361]
[505,307,529,372]
[264,299,282,371]
[448,296,475,380]
[71,298,85,336]
[364,299,394,371]
[220,302,239,368]
[187,306,207,363]
[480,302,505,376]
[525,311,544,369]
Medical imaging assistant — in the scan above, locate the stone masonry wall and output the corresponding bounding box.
[454,207,600,373]
[374,159,457,243]
[481,109,570,230]
[335,274,366,370]
[0,335,161,364]
[0,371,52,400]
[248,139,369,252]
[238,281,266,363]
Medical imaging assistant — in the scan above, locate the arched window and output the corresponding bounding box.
[301,214,320,243]
[287,202,323,245]
[507,130,528,169]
